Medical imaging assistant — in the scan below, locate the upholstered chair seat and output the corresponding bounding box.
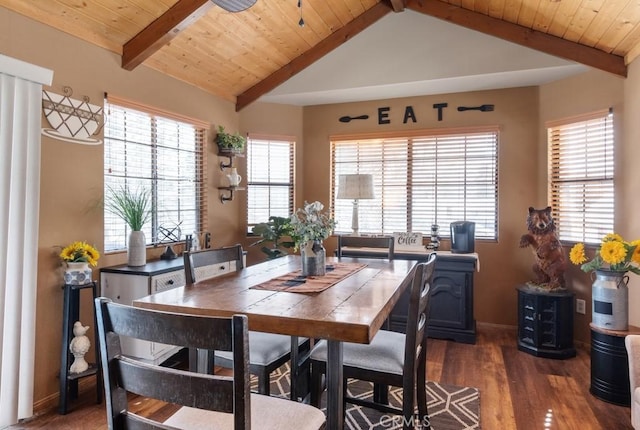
[165,393,326,430]
[310,330,405,375]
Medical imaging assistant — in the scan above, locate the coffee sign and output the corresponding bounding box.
[393,232,424,251]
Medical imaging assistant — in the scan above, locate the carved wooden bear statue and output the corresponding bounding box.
[519,206,567,290]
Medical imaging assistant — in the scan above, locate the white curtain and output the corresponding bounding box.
[0,55,52,428]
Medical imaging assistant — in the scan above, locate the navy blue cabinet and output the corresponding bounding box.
[389,252,477,344]
[517,284,576,359]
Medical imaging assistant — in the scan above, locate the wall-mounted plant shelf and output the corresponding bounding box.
[218,186,245,203]
[218,150,244,170]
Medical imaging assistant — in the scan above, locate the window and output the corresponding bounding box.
[246,134,295,233]
[548,109,614,244]
[331,128,498,239]
[104,95,206,251]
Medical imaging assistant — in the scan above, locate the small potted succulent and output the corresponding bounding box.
[215,125,246,155]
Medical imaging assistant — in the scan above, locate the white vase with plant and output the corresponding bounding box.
[105,186,151,267]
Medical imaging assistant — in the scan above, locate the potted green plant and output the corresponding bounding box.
[105,185,151,267]
[250,216,295,259]
[215,125,246,154]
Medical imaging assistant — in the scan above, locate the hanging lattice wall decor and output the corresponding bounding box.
[41,86,103,145]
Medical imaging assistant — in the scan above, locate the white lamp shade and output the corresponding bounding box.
[337,174,374,200]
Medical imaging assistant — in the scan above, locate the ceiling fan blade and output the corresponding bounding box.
[211,0,257,12]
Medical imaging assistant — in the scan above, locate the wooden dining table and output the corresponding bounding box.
[133,255,416,430]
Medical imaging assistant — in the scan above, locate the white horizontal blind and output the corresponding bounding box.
[548,110,614,244]
[104,97,206,251]
[246,135,294,232]
[331,129,498,239]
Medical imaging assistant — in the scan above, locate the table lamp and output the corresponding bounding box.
[337,174,374,236]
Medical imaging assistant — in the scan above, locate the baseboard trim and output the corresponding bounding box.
[31,375,98,417]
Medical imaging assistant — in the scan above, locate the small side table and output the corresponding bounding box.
[590,323,640,406]
[59,281,102,414]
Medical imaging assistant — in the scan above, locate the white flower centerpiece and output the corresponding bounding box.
[290,201,336,276]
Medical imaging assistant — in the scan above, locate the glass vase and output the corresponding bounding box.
[301,240,326,277]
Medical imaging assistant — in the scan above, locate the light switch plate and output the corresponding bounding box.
[576,298,586,315]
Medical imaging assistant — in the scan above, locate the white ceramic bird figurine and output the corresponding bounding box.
[69,321,91,374]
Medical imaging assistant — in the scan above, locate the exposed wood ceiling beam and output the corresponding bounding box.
[235,2,394,111]
[408,0,627,78]
[389,0,406,12]
[122,0,214,71]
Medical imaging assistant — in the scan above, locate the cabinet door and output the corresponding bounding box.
[428,270,468,329]
[100,273,154,360]
[148,271,186,362]
[518,291,539,347]
[538,296,558,348]
[542,294,574,350]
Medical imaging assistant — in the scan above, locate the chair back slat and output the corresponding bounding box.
[104,300,234,351]
[95,297,251,430]
[184,244,244,284]
[117,356,235,411]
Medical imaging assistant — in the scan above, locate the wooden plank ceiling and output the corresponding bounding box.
[2,0,639,111]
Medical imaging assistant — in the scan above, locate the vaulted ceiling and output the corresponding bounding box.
[1,0,638,111]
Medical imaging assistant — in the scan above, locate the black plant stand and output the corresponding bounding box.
[590,323,640,406]
[58,281,102,414]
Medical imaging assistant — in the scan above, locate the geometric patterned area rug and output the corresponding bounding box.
[251,364,481,430]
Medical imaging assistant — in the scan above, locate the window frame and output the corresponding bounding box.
[547,109,614,245]
[330,126,499,239]
[245,133,295,234]
[103,95,208,252]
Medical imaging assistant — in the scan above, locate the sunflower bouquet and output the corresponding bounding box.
[59,241,100,267]
[569,233,640,275]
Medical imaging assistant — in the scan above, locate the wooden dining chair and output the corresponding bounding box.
[184,245,309,399]
[309,253,436,430]
[336,235,394,259]
[94,298,325,430]
[183,244,245,284]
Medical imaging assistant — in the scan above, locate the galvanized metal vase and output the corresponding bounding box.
[301,240,326,277]
[591,269,629,330]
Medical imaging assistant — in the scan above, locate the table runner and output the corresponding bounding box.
[250,262,367,293]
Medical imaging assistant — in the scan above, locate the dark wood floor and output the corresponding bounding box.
[11,323,633,429]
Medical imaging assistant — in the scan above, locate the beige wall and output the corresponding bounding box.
[623,60,640,326]
[301,87,543,327]
[539,70,625,342]
[239,102,304,264]
[1,8,246,407]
